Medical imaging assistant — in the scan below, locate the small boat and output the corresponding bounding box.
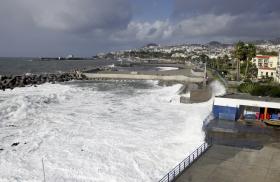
[264,120,280,127]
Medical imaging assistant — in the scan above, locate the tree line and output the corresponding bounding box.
[233,41,257,81]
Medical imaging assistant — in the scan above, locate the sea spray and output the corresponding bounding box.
[201,80,227,126]
[175,80,226,163]
[0,80,225,181]
[210,80,227,96]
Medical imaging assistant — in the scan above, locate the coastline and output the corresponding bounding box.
[0,79,211,181]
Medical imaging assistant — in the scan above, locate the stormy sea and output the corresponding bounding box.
[0,57,115,75]
[0,58,225,181]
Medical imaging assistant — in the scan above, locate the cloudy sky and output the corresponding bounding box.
[0,0,279,57]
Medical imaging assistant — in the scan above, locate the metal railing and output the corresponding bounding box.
[203,113,213,128]
[158,142,211,182]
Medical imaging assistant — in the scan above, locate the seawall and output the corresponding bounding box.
[83,73,204,83]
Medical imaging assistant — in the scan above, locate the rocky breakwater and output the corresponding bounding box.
[0,71,86,91]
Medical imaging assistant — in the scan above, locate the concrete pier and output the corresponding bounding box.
[83,73,204,83]
[83,64,207,84]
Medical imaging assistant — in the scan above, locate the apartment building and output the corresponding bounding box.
[276,55,280,83]
[252,55,279,81]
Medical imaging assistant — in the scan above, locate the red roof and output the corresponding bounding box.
[256,55,272,59]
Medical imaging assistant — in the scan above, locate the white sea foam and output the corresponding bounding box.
[157,67,179,71]
[210,80,226,96]
[0,81,221,182]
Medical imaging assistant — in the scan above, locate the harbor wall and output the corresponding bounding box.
[83,73,204,83]
[190,88,212,103]
[0,72,85,91]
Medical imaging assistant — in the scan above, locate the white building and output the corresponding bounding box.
[214,94,280,121]
[66,54,74,59]
[252,55,279,81]
[276,53,280,83]
[171,53,187,58]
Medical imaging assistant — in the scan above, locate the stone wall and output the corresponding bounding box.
[190,88,212,103]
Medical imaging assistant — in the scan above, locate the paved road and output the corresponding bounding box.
[176,144,280,182]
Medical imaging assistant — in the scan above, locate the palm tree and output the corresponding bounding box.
[245,44,256,78]
[233,41,247,81]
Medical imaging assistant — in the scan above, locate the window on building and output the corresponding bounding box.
[266,72,269,76]
[264,63,268,67]
[261,72,263,76]
[271,72,274,76]
[264,59,269,63]
[270,64,273,67]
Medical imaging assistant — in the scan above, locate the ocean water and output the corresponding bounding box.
[0,57,116,75]
[0,58,178,75]
[0,80,224,182]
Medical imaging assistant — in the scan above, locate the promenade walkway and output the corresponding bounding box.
[83,67,206,83]
[175,144,280,182]
[84,73,204,83]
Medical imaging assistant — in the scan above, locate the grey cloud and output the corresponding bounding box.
[225,14,280,39]
[171,0,280,40]
[173,0,280,18]
[110,21,173,42]
[0,0,279,57]
[20,0,132,33]
[0,0,133,56]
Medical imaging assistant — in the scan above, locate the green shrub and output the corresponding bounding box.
[250,85,270,96]
[269,86,280,97]
[238,83,280,98]
[243,79,253,83]
[238,82,256,93]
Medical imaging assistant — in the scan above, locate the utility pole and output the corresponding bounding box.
[236,58,240,81]
[203,62,207,88]
[42,158,46,182]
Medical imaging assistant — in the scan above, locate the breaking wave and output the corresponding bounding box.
[0,80,223,181]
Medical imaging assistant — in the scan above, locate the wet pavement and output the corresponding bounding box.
[176,144,280,182]
[175,119,280,182]
[205,119,280,149]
